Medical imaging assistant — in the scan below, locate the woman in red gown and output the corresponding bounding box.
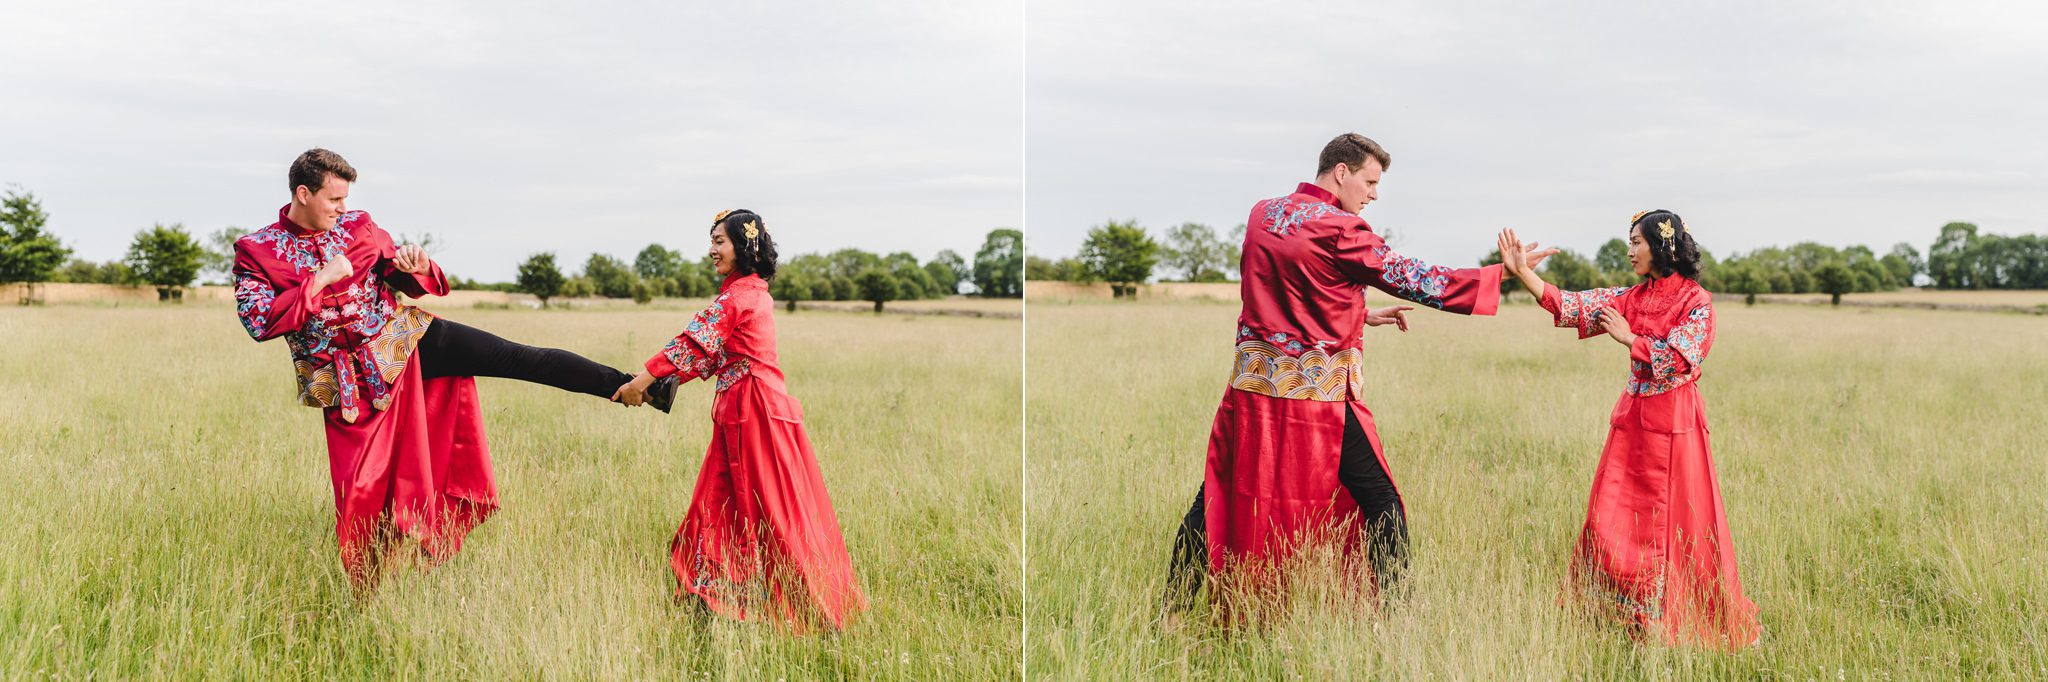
[614,209,867,632]
[1499,211,1759,650]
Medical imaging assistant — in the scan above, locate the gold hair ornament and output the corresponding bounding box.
[743,220,760,241]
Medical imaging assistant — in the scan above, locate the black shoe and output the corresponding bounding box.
[646,375,679,414]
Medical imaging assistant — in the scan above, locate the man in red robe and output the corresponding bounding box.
[1165,133,1530,611]
[233,148,673,591]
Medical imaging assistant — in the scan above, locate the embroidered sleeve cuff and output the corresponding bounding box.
[645,353,680,379]
[1630,334,1657,367]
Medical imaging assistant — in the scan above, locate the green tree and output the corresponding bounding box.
[972,228,1024,298]
[0,186,70,284]
[856,268,899,313]
[769,270,817,312]
[1026,255,1088,281]
[125,223,206,301]
[54,258,134,285]
[1077,220,1159,297]
[1541,248,1604,291]
[560,277,596,299]
[635,244,682,281]
[829,275,858,301]
[925,249,966,296]
[1160,222,1232,282]
[674,265,715,298]
[1927,222,1977,289]
[1814,261,1854,306]
[582,253,637,298]
[1882,242,1922,287]
[893,259,936,299]
[1594,238,1631,282]
[516,252,566,308]
[197,226,247,285]
[826,248,885,281]
[1721,261,1765,306]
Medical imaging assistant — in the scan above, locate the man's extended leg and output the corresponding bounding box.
[416,318,637,401]
[1336,408,1410,596]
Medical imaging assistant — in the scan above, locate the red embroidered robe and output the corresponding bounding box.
[644,272,867,631]
[233,206,496,583]
[1541,274,1758,649]
[1205,182,1502,591]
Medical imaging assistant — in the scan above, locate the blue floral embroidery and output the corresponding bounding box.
[1258,195,1347,236]
[234,277,274,338]
[1370,245,1460,310]
[1630,305,1713,396]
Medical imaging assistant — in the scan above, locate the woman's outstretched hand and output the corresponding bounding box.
[1497,228,1558,300]
[1365,305,1414,331]
[612,371,655,406]
[1592,305,1636,346]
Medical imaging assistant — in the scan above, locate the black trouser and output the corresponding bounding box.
[1164,407,1409,607]
[414,318,632,400]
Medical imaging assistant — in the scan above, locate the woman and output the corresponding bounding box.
[1498,211,1759,649]
[614,209,867,632]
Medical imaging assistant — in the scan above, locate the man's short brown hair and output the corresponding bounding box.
[1316,133,1391,176]
[289,148,357,193]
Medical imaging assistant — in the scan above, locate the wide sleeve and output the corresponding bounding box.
[367,220,448,298]
[644,291,741,382]
[232,241,319,341]
[1538,282,1635,340]
[1331,223,1502,315]
[1629,301,1714,382]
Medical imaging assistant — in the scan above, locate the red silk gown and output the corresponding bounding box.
[1540,275,1758,649]
[644,273,867,631]
[233,206,497,585]
[1205,183,1502,596]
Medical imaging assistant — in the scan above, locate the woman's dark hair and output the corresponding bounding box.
[1631,209,1701,280]
[713,209,778,281]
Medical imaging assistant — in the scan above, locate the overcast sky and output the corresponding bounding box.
[2,0,1022,282]
[1027,0,2048,271]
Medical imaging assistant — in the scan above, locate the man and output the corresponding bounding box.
[232,148,675,590]
[1163,133,1548,613]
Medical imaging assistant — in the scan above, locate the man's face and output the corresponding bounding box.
[1331,158,1383,213]
[294,174,350,230]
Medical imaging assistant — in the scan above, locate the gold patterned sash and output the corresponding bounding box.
[293,305,435,422]
[1229,339,1361,402]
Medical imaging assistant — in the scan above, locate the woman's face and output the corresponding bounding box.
[710,226,736,277]
[1628,224,1655,277]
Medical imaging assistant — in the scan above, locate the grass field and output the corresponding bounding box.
[1026,297,2047,678]
[0,302,1020,678]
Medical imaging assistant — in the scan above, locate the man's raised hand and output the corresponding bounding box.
[313,256,353,289]
[394,244,431,274]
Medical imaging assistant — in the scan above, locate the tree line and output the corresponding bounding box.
[510,227,1021,312]
[1027,218,2048,304]
[0,186,1024,310]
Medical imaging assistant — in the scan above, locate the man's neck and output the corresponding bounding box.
[1312,175,1342,198]
[285,204,329,232]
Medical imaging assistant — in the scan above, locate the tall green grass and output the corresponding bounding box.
[0,303,1020,679]
[1026,298,2047,678]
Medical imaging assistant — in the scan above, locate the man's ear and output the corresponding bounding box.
[292,185,308,205]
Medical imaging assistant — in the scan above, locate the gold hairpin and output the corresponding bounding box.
[743,220,759,240]
[713,210,733,225]
[1657,219,1675,241]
